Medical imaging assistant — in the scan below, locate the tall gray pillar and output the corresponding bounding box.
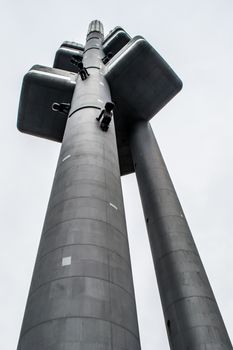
[17,21,141,350]
[130,121,232,350]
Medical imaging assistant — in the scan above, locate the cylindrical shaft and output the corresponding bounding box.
[130,121,232,350]
[17,21,141,350]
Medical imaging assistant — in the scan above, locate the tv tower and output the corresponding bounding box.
[16,20,232,350]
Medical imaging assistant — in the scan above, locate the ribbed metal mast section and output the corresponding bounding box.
[17,21,141,350]
[88,20,104,36]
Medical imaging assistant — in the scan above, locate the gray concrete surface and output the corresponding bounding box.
[17,21,141,350]
[130,121,232,350]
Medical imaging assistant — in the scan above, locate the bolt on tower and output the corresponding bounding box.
[16,20,232,350]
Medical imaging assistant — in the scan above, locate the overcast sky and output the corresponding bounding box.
[1,0,233,349]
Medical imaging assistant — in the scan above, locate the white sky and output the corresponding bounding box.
[0,0,233,349]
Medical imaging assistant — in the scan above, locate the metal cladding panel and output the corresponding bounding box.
[53,47,83,73]
[104,35,182,176]
[103,27,131,56]
[61,41,84,51]
[130,122,232,350]
[105,36,183,122]
[17,65,77,142]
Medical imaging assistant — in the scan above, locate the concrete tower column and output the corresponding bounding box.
[17,21,141,350]
[130,121,232,350]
